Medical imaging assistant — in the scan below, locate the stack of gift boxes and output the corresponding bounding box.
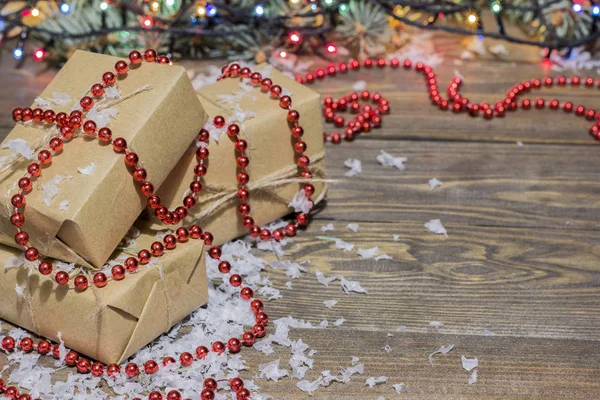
[0,50,325,364]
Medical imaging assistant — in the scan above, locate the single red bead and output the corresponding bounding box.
[586,109,596,121]
[194,164,207,177]
[237,172,249,185]
[236,389,251,400]
[242,331,255,346]
[180,352,194,366]
[38,260,52,275]
[200,389,214,400]
[37,340,51,354]
[144,49,157,62]
[250,299,264,312]
[138,249,151,264]
[125,362,139,377]
[106,363,121,376]
[213,116,226,128]
[196,147,209,160]
[128,50,142,65]
[111,265,126,280]
[115,60,129,75]
[32,108,44,122]
[60,125,73,139]
[279,95,292,108]
[253,323,266,338]
[166,390,181,400]
[37,150,52,164]
[202,231,214,245]
[19,337,33,352]
[250,72,262,84]
[563,101,573,112]
[49,137,63,152]
[195,345,209,359]
[208,246,222,259]
[11,193,26,208]
[77,358,91,373]
[237,156,249,169]
[2,336,15,351]
[162,356,176,366]
[133,168,147,182]
[12,108,23,122]
[18,394,32,400]
[230,377,244,392]
[83,120,97,135]
[190,180,203,194]
[164,234,177,249]
[297,213,309,226]
[189,225,202,239]
[43,109,56,123]
[256,311,269,325]
[5,387,19,399]
[80,96,94,110]
[91,83,104,97]
[93,272,108,287]
[113,137,127,152]
[89,362,104,376]
[65,350,79,366]
[125,257,139,272]
[230,274,242,287]
[297,155,310,168]
[18,177,32,192]
[291,126,304,138]
[249,225,260,238]
[575,105,586,116]
[238,203,251,216]
[98,127,112,141]
[124,152,139,167]
[288,110,300,122]
[68,115,82,129]
[141,182,154,196]
[211,341,225,354]
[269,85,282,97]
[228,337,241,353]
[240,287,253,300]
[24,246,38,261]
[144,360,159,374]
[55,271,69,285]
[102,72,116,85]
[74,275,88,290]
[285,223,297,237]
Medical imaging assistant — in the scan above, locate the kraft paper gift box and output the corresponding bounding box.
[0,50,206,268]
[145,64,327,243]
[0,228,208,364]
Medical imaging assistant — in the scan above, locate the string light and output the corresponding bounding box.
[339,3,348,12]
[254,4,265,16]
[33,48,46,61]
[166,0,175,5]
[206,4,217,17]
[393,5,407,17]
[142,16,153,27]
[100,1,108,11]
[288,31,301,44]
[30,7,40,17]
[491,1,502,14]
[197,5,206,17]
[593,5,600,16]
[467,12,478,25]
[279,50,287,58]
[290,0,301,4]
[60,2,71,14]
[325,43,337,54]
[310,3,317,10]
[150,1,160,12]
[324,0,334,6]
[572,3,582,13]
[13,47,23,60]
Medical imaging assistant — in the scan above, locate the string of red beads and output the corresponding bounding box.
[295,58,600,143]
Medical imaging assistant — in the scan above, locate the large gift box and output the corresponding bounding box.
[0,228,208,364]
[0,50,206,268]
[146,64,327,243]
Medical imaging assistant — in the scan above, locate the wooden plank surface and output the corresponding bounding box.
[1,31,600,399]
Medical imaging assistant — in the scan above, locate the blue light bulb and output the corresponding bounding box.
[13,48,23,60]
[60,2,70,14]
[593,5,600,15]
[206,4,217,17]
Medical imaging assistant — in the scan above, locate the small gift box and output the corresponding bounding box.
[146,64,327,243]
[0,228,208,364]
[0,50,206,268]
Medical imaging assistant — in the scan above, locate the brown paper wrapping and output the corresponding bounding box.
[147,64,327,243]
[0,50,206,268]
[0,228,207,364]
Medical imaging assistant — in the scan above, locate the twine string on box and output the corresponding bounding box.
[187,151,333,223]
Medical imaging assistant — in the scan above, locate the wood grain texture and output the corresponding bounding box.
[1,31,600,399]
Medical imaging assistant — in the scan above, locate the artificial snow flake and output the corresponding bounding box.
[396,326,406,332]
[365,376,388,388]
[315,269,341,286]
[424,219,448,238]
[393,234,400,241]
[285,281,293,289]
[4,254,25,270]
[103,86,121,100]
[340,277,367,294]
[15,284,25,297]
[42,174,72,205]
[289,189,312,213]
[468,369,478,384]
[59,200,70,211]
[461,355,479,371]
[2,139,34,160]
[392,383,405,393]
[258,359,289,381]
[482,329,496,336]
[335,239,354,251]
[86,107,118,127]
[347,223,359,233]
[357,246,392,260]
[48,92,71,105]
[428,344,454,364]
[467,38,487,56]
[376,150,407,170]
[517,141,524,147]
[382,345,392,353]
[429,321,444,328]
[77,162,95,175]
[333,318,346,327]
[258,286,282,301]
[344,158,362,177]
[429,178,443,190]
[352,80,367,91]
[489,44,508,56]
[323,300,338,309]
[321,223,335,232]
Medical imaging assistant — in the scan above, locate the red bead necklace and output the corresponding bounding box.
[4,51,316,400]
[4,54,600,400]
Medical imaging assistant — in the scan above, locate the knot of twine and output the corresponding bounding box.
[187,151,334,223]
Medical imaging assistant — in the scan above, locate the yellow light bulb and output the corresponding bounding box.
[290,0,301,5]
[31,7,40,17]
[393,5,404,16]
[151,1,160,11]
[197,5,206,16]
[467,13,478,24]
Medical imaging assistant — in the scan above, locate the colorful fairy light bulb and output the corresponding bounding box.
[100,1,108,10]
[13,47,23,60]
[150,1,160,12]
[33,48,46,61]
[288,31,301,44]
[60,2,71,14]
[491,1,502,13]
[326,43,337,54]
[254,4,264,15]
[467,12,478,24]
[339,3,348,12]
[197,5,206,16]
[142,16,153,27]
[30,7,40,17]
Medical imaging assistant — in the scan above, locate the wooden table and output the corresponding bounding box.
[1,33,599,399]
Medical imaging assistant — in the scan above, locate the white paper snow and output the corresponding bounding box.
[428,178,443,190]
[344,158,362,177]
[77,162,95,175]
[376,150,406,170]
[424,219,448,238]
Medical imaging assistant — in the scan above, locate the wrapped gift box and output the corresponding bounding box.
[0,228,207,364]
[0,50,206,268]
[147,64,327,243]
